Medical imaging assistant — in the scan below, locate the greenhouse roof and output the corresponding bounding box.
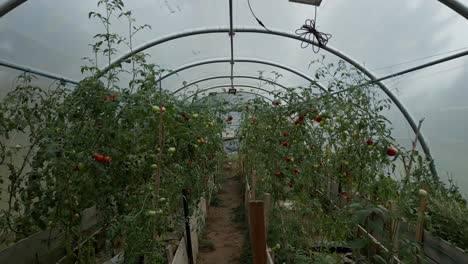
[1,0,468,192]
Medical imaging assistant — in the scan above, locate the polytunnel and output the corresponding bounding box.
[1,0,468,263]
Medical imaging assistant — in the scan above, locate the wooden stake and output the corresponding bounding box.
[390,201,400,263]
[249,201,267,264]
[415,189,428,264]
[252,170,257,200]
[263,193,271,241]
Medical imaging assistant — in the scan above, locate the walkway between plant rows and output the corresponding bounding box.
[198,162,245,264]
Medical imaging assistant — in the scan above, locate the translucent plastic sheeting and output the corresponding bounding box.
[384,56,468,194]
[0,0,229,80]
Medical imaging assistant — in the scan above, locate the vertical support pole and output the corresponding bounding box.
[390,201,400,263]
[249,201,267,264]
[263,193,271,242]
[415,189,428,264]
[182,189,194,264]
[252,170,257,200]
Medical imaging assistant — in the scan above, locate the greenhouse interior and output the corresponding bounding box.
[1,0,468,263]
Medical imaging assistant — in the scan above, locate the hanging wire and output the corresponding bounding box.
[247,0,270,31]
[295,6,332,53]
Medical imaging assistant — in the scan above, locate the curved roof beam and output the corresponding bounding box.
[171,75,289,95]
[102,27,439,176]
[193,91,273,103]
[158,57,327,92]
[0,0,27,18]
[183,84,286,102]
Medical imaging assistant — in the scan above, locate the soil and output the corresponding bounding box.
[198,163,245,264]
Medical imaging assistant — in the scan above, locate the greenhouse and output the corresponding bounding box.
[1,0,468,263]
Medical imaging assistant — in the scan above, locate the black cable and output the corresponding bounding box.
[247,0,270,31]
[295,6,332,53]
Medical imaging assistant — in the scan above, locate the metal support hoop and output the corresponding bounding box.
[171,75,289,95]
[184,84,285,101]
[0,0,27,17]
[0,58,79,85]
[194,90,273,103]
[104,27,437,176]
[158,57,326,92]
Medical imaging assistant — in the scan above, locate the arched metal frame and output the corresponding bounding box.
[158,57,327,92]
[172,75,289,95]
[102,27,438,176]
[194,90,273,103]
[184,84,285,101]
[1,0,468,19]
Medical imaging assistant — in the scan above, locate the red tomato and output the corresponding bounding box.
[386,147,398,157]
[198,139,206,145]
[103,156,111,164]
[341,191,347,196]
[366,139,374,145]
[346,196,352,202]
[71,165,79,171]
[314,115,322,123]
[227,116,233,121]
[283,131,288,137]
[95,154,105,162]
[282,141,289,147]
[284,157,292,163]
[298,115,305,122]
[275,172,281,177]
[293,168,300,174]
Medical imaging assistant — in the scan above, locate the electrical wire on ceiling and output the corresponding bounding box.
[295,6,332,53]
[247,0,270,31]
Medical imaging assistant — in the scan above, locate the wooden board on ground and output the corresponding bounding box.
[0,206,98,264]
[423,231,468,264]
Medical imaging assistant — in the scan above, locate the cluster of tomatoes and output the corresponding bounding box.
[91,153,111,164]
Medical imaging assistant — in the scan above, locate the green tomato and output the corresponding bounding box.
[192,113,199,118]
[168,147,176,153]
[319,120,326,127]
[150,164,158,170]
[78,162,86,171]
[147,210,157,216]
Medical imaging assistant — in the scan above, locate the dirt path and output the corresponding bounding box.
[198,164,244,264]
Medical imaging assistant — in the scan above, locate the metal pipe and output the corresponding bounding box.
[171,75,289,95]
[193,90,273,103]
[157,57,327,91]
[0,0,27,18]
[438,0,468,20]
[229,0,235,90]
[0,59,79,85]
[364,49,468,86]
[102,27,442,176]
[184,84,286,101]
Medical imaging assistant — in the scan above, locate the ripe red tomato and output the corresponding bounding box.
[227,116,233,121]
[283,131,288,137]
[282,141,289,147]
[284,157,292,163]
[298,115,305,122]
[346,196,352,202]
[275,171,281,177]
[71,165,79,171]
[103,156,111,164]
[293,168,300,174]
[314,115,322,123]
[366,139,374,145]
[341,191,347,196]
[95,154,104,162]
[198,139,206,145]
[386,147,397,157]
